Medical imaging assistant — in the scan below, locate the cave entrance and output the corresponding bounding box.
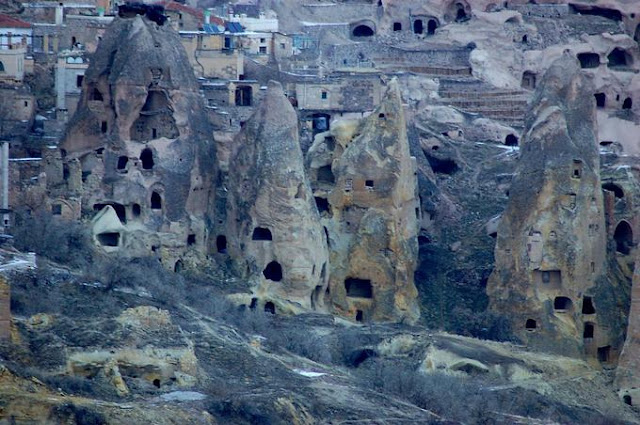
[317,165,335,184]
[264,301,276,314]
[597,345,611,363]
[345,278,373,298]
[505,134,518,146]
[413,19,423,34]
[614,221,633,255]
[263,261,283,281]
[151,191,162,210]
[582,296,596,314]
[602,183,624,199]
[521,71,536,90]
[141,148,154,170]
[252,227,272,241]
[427,19,438,35]
[117,156,128,171]
[97,232,120,247]
[608,48,632,69]
[393,22,402,31]
[583,322,595,339]
[623,97,633,110]
[216,235,227,253]
[553,296,573,312]
[352,24,374,38]
[577,53,600,69]
[594,93,606,108]
[624,395,632,406]
[525,319,537,331]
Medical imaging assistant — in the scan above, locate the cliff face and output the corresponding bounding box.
[224,81,329,313]
[57,15,216,270]
[487,54,626,359]
[307,79,420,323]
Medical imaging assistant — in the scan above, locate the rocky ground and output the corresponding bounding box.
[0,248,636,424]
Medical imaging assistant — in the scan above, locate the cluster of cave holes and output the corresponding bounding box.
[249,298,276,314]
[116,148,154,172]
[594,93,632,110]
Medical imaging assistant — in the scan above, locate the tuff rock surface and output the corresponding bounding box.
[487,54,627,359]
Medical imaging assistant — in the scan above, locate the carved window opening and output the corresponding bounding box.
[117,156,128,171]
[263,261,283,281]
[582,296,596,314]
[174,260,183,273]
[345,278,373,298]
[52,204,62,215]
[356,310,364,322]
[584,322,595,339]
[264,301,276,314]
[413,19,423,34]
[97,232,119,247]
[554,296,573,312]
[352,24,374,38]
[216,235,227,253]
[427,19,438,35]
[315,197,330,214]
[614,221,633,255]
[151,191,162,210]
[235,85,252,106]
[623,97,632,110]
[187,233,196,246]
[597,345,611,363]
[505,134,518,146]
[594,93,606,108]
[252,227,272,241]
[577,53,600,69]
[141,148,154,170]
[525,319,537,331]
[602,183,624,198]
[317,165,335,184]
[571,160,582,179]
[393,22,402,31]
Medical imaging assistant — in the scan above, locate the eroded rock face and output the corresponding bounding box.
[487,54,625,358]
[224,81,329,313]
[307,79,420,323]
[58,15,215,269]
[615,260,640,406]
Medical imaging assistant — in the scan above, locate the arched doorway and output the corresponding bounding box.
[614,221,633,255]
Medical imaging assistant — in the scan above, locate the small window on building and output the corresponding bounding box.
[52,204,62,215]
[24,101,28,107]
[321,91,328,99]
[260,38,266,43]
[280,42,285,49]
[259,46,267,54]
[188,234,196,246]
[76,75,84,87]
[101,121,108,133]
[97,232,120,247]
[365,180,374,189]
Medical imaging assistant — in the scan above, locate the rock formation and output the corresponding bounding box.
[307,79,420,323]
[487,54,626,359]
[616,260,640,406]
[57,14,216,270]
[224,81,329,314]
